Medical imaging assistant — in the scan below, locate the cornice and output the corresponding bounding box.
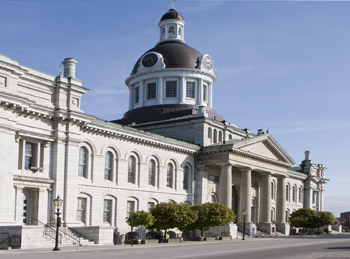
[82,121,199,155]
[125,67,216,85]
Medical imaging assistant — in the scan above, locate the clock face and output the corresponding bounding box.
[204,56,213,70]
[142,53,158,67]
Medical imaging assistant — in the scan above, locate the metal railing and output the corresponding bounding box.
[49,217,82,245]
[0,231,21,249]
[32,218,62,244]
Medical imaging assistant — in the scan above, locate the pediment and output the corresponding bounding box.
[233,135,295,166]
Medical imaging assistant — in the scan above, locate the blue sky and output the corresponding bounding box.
[1,0,349,216]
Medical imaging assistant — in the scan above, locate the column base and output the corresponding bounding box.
[238,223,257,237]
[257,223,276,236]
[276,223,290,236]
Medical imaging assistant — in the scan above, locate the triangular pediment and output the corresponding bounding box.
[232,134,295,166]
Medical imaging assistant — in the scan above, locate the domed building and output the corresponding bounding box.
[0,7,328,248]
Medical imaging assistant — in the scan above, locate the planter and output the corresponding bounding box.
[167,238,181,243]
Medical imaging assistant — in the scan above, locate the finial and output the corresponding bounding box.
[170,0,175,9]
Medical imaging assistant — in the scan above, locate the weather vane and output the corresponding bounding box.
[170,0,175,9]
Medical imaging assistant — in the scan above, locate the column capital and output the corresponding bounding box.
[237,166,252,173]
[216,162,233,168]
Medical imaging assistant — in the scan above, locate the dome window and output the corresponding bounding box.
[168,25,175,38]
[166,81,177,98]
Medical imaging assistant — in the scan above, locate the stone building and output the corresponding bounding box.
[0,7,328,247]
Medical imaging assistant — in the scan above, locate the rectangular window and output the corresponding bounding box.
[147,82,156,100]
[127,201,135,218]
[148,202,155,211]
[103,199,112,224]
[24,143,35,170]
[203,84,208,102]
[166,81,177,98]
[77,198,87,223]
[209,175,219,183]
[134,86,139,103]
[186,82,195,98]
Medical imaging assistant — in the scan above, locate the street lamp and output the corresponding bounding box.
[242,208,246,240]
[53,195,63,251]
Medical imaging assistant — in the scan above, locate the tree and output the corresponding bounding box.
[289,208,316,229]
[289,208,336,231]
[150,202,197,237]
[317,211,336,227]
[126,211,154,231]
[184,203,236,236]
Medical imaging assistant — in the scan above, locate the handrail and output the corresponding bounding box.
[49,217,81,245]
[32,218,62,244]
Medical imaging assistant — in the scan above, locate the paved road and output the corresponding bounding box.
[1,235,349,259]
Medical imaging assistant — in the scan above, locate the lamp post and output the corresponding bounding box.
[317,212,321,236]
[242,208,246,240]
[53,195,63,251]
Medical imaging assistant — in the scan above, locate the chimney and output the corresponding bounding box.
[62,58,78,78]
[305,150,311,160]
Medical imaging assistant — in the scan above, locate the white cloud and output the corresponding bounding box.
[272,120,350,134]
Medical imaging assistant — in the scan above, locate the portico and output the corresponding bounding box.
[198,133,295,235]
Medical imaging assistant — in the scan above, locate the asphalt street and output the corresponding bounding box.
[1,234,349,259]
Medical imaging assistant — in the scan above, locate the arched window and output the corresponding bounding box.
[292,186,296,202]
[148,160,156,186]
[78,147,88,178]
[299,187,303,203]
[104,151,113,181]
[211,194,217,203]
[286,184,290,201]
[213,129,218,143]
[183,165,190,191]
[219,131,223,142]
[167,163,174,188]
[271,208,275,222]
[271,181,275,200]
[128,156,136,184]
[208,127,212,142]
[285,209,290,222]
[168,25,175,37]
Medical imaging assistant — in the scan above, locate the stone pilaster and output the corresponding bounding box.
[196,165,207,204]
[218,163,232,209]
[276,176,290,235]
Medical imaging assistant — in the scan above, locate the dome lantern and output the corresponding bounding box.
[158,8,185,43]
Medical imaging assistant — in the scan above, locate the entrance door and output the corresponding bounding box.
[22,188,39,225]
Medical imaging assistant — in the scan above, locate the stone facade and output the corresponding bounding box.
[0,7,328,247]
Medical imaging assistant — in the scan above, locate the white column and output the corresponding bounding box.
[239,168,252,223]
[158,78,163,104]
[128,87,133,110]
[261,174,272,223]
[277,177,286,224]
[180,76,186,104]
[139,81,144,107]
[219,163,232,209]
[198,78,203,106]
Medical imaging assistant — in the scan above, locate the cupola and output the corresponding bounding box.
[158,8,185,43]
